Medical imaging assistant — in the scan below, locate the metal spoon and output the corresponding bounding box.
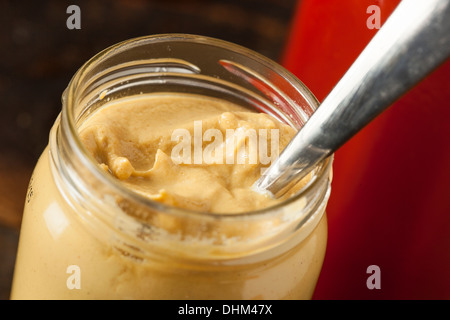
[253,0,450,198]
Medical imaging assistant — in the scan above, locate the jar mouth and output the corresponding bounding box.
[62,33,333,221]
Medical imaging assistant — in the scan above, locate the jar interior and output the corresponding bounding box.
[70,35,318,130]
[59,34,331,262]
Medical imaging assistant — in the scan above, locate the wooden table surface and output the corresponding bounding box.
[0,0,295,300]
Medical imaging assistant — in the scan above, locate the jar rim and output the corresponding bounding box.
[62,33,333,221]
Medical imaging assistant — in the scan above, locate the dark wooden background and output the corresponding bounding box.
[0,0,297,300]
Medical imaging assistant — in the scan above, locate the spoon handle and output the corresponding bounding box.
[255,0,450,197]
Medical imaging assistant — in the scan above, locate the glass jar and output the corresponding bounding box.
[10,34,333,300]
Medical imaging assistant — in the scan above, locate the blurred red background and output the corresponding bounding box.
[283,0,450,299]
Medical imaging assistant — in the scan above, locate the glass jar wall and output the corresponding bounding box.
[11,34,332,300]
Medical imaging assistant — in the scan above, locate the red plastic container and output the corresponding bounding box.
[282,0,450,299]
